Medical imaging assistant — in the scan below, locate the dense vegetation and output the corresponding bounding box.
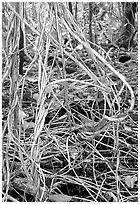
[2,2,138,202]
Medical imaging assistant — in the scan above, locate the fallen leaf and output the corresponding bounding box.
[22,121,35,129]
[48,194,72,202]
[124,124,132,132]
[26,76,38,82]
[33,93,39,101]
[125,175,137,188]
[19,110,28,118]
[75,44,83,50]
[106,191,117,202]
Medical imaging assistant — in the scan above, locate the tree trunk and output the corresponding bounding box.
[75,2,78,21]
[120,2,137,49]
[89,3,93,47]
[68,2,73,15]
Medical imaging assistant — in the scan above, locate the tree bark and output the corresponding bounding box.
[89,3,93,47]
[68,2,73,15]
[75,2,78,21]
[120,2,137,49]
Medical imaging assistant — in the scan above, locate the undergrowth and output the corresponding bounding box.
[2,2,138,202]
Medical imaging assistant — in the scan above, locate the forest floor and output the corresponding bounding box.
[2,46,138,202]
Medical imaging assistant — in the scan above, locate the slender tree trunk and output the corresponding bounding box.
[120,2,137,49]
[89,3,93,47]
[75,2,78,21]
[68,2,73,15]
